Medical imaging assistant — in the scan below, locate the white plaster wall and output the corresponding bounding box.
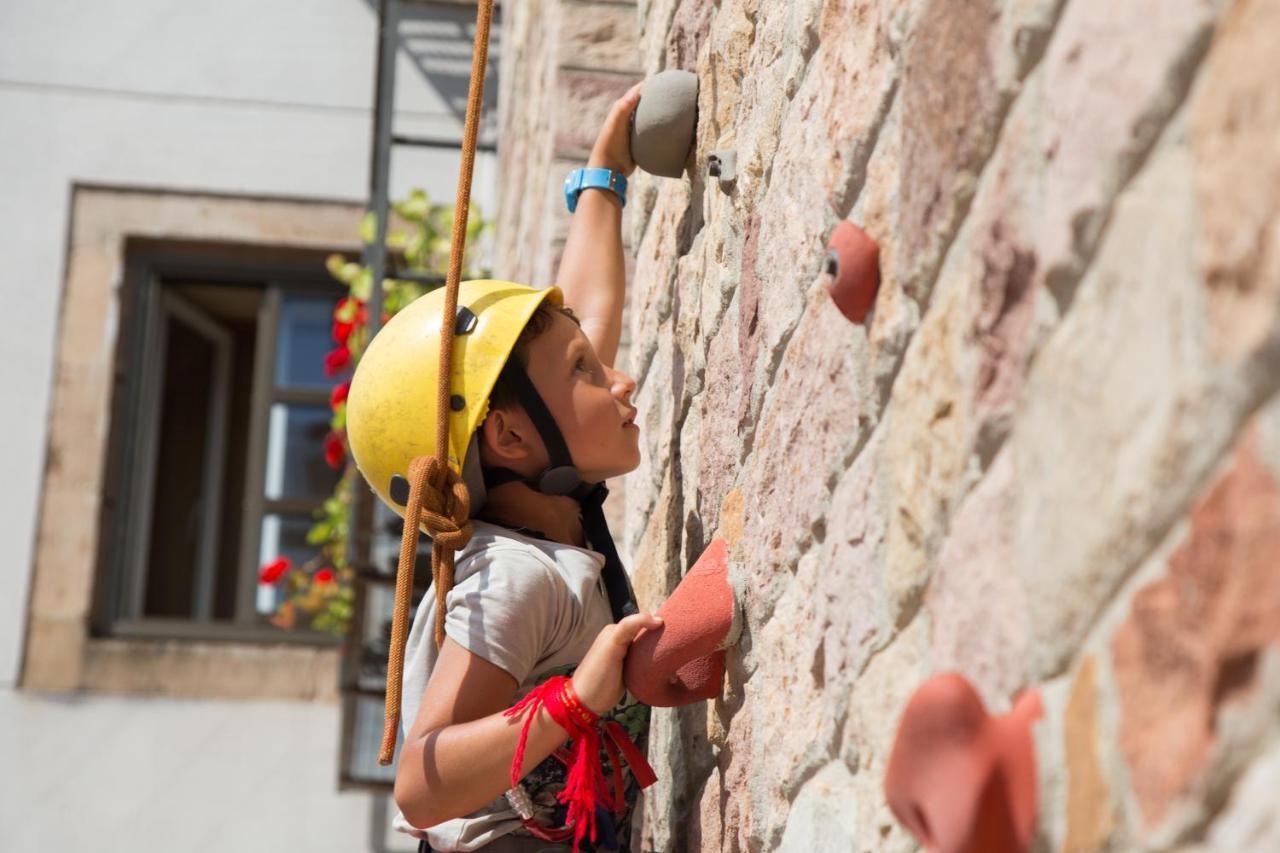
[0,0,497,685]
[0,689,391,852]
[0,2,497,849]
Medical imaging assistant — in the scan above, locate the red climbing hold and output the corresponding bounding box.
[822,221,880,324]
[624,538,737,707]
[884,673,1042,853]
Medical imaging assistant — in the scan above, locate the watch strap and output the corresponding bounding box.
[564,167,627,213]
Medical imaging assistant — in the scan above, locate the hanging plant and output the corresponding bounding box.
[260,190,491,636]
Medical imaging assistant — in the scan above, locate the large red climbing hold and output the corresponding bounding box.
[823,220,880,324]
[623,538,737,707]
[884,673,1042,853]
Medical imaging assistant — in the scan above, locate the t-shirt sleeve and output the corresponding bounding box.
[442,547,569,685]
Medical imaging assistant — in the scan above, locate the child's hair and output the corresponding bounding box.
[487,301,581,411]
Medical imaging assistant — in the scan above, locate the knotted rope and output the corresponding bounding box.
[377,0,494,766]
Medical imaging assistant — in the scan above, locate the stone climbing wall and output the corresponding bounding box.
[499,0,1280,850]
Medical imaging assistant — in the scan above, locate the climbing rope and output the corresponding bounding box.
[378,0,494,767]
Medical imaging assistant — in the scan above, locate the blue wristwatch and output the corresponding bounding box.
[563,167,627,213]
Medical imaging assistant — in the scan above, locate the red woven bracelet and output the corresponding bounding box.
[504,676,655,852]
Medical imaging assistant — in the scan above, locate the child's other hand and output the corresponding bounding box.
[572,611,663,715]
[588,83,643,177]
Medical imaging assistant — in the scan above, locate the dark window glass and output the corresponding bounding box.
[275,294,341,390]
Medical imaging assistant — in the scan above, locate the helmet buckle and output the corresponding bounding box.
[538,466,582,496]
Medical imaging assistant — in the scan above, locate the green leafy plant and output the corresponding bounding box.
[259,190,490,636]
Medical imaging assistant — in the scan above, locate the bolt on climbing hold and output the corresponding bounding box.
[885,673,1043,853]
[629,69,699,178]
[707,149,737,192]
[822,220,881,325]
[623,538,741,707]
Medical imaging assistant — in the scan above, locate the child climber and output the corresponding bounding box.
[346,85,659,853]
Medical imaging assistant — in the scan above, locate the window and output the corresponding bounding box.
[96,241,347,645]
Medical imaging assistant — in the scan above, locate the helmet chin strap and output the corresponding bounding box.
[482,357,638,622]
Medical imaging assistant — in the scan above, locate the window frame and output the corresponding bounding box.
[94,238,348,647]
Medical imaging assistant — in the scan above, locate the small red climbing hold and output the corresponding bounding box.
[624,538,738,707]
[822,221,880,324]
[884,673,1042,853]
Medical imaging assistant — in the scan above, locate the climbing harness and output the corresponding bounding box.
[504,676,656,850]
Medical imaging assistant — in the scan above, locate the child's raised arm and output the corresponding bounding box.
[555,84,642,369]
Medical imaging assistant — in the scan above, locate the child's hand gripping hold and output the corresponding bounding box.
[572,611,664,714]
[587,83,642,177]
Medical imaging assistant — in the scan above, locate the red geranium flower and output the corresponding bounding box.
[332,318,354,345]
[259,557,291,584]
[334,297,367,326]
[314,567,336,584]
[324,431,345,468]
[330,381,350,409]
[324,345,351,377]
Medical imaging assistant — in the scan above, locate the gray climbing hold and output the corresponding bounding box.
[630,70,699,178]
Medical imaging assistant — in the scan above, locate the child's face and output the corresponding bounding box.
[495,311,641,483]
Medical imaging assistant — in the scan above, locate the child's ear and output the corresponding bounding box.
[480,407,532,466]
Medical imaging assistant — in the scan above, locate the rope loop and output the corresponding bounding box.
[407,455,474,551]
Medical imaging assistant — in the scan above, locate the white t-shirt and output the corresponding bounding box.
[392,520,648,852]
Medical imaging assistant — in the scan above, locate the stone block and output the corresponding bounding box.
[688,766,724,851]
[630,320,681,508]
[926,449,1031,708]
[636,0,682,74]
[626,179,691,385]
[879,273,978,623]
[717,488,743,549]
[776,761,860,852]
[693,299,746,533]
[627,472,680,615]
[1190,0,1280,362]
[1111,425,1280,829]
[21,617,86,691]
[813,425,892,690]
[559,3,641,72]
[670,237,710,407]
[895,0,1003,300]
[1062,656,1116,852]
[1201,738,1280,851]
[82,638,340,701]
[1034,0,1215,308]
[60,247,117,368]
[553,69,640,156]
[745,551,834,815]
[716,699,755,853]
[664,0,714,70]
[545,155,580,248]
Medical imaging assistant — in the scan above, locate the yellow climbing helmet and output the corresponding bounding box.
[346,279,563,521]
